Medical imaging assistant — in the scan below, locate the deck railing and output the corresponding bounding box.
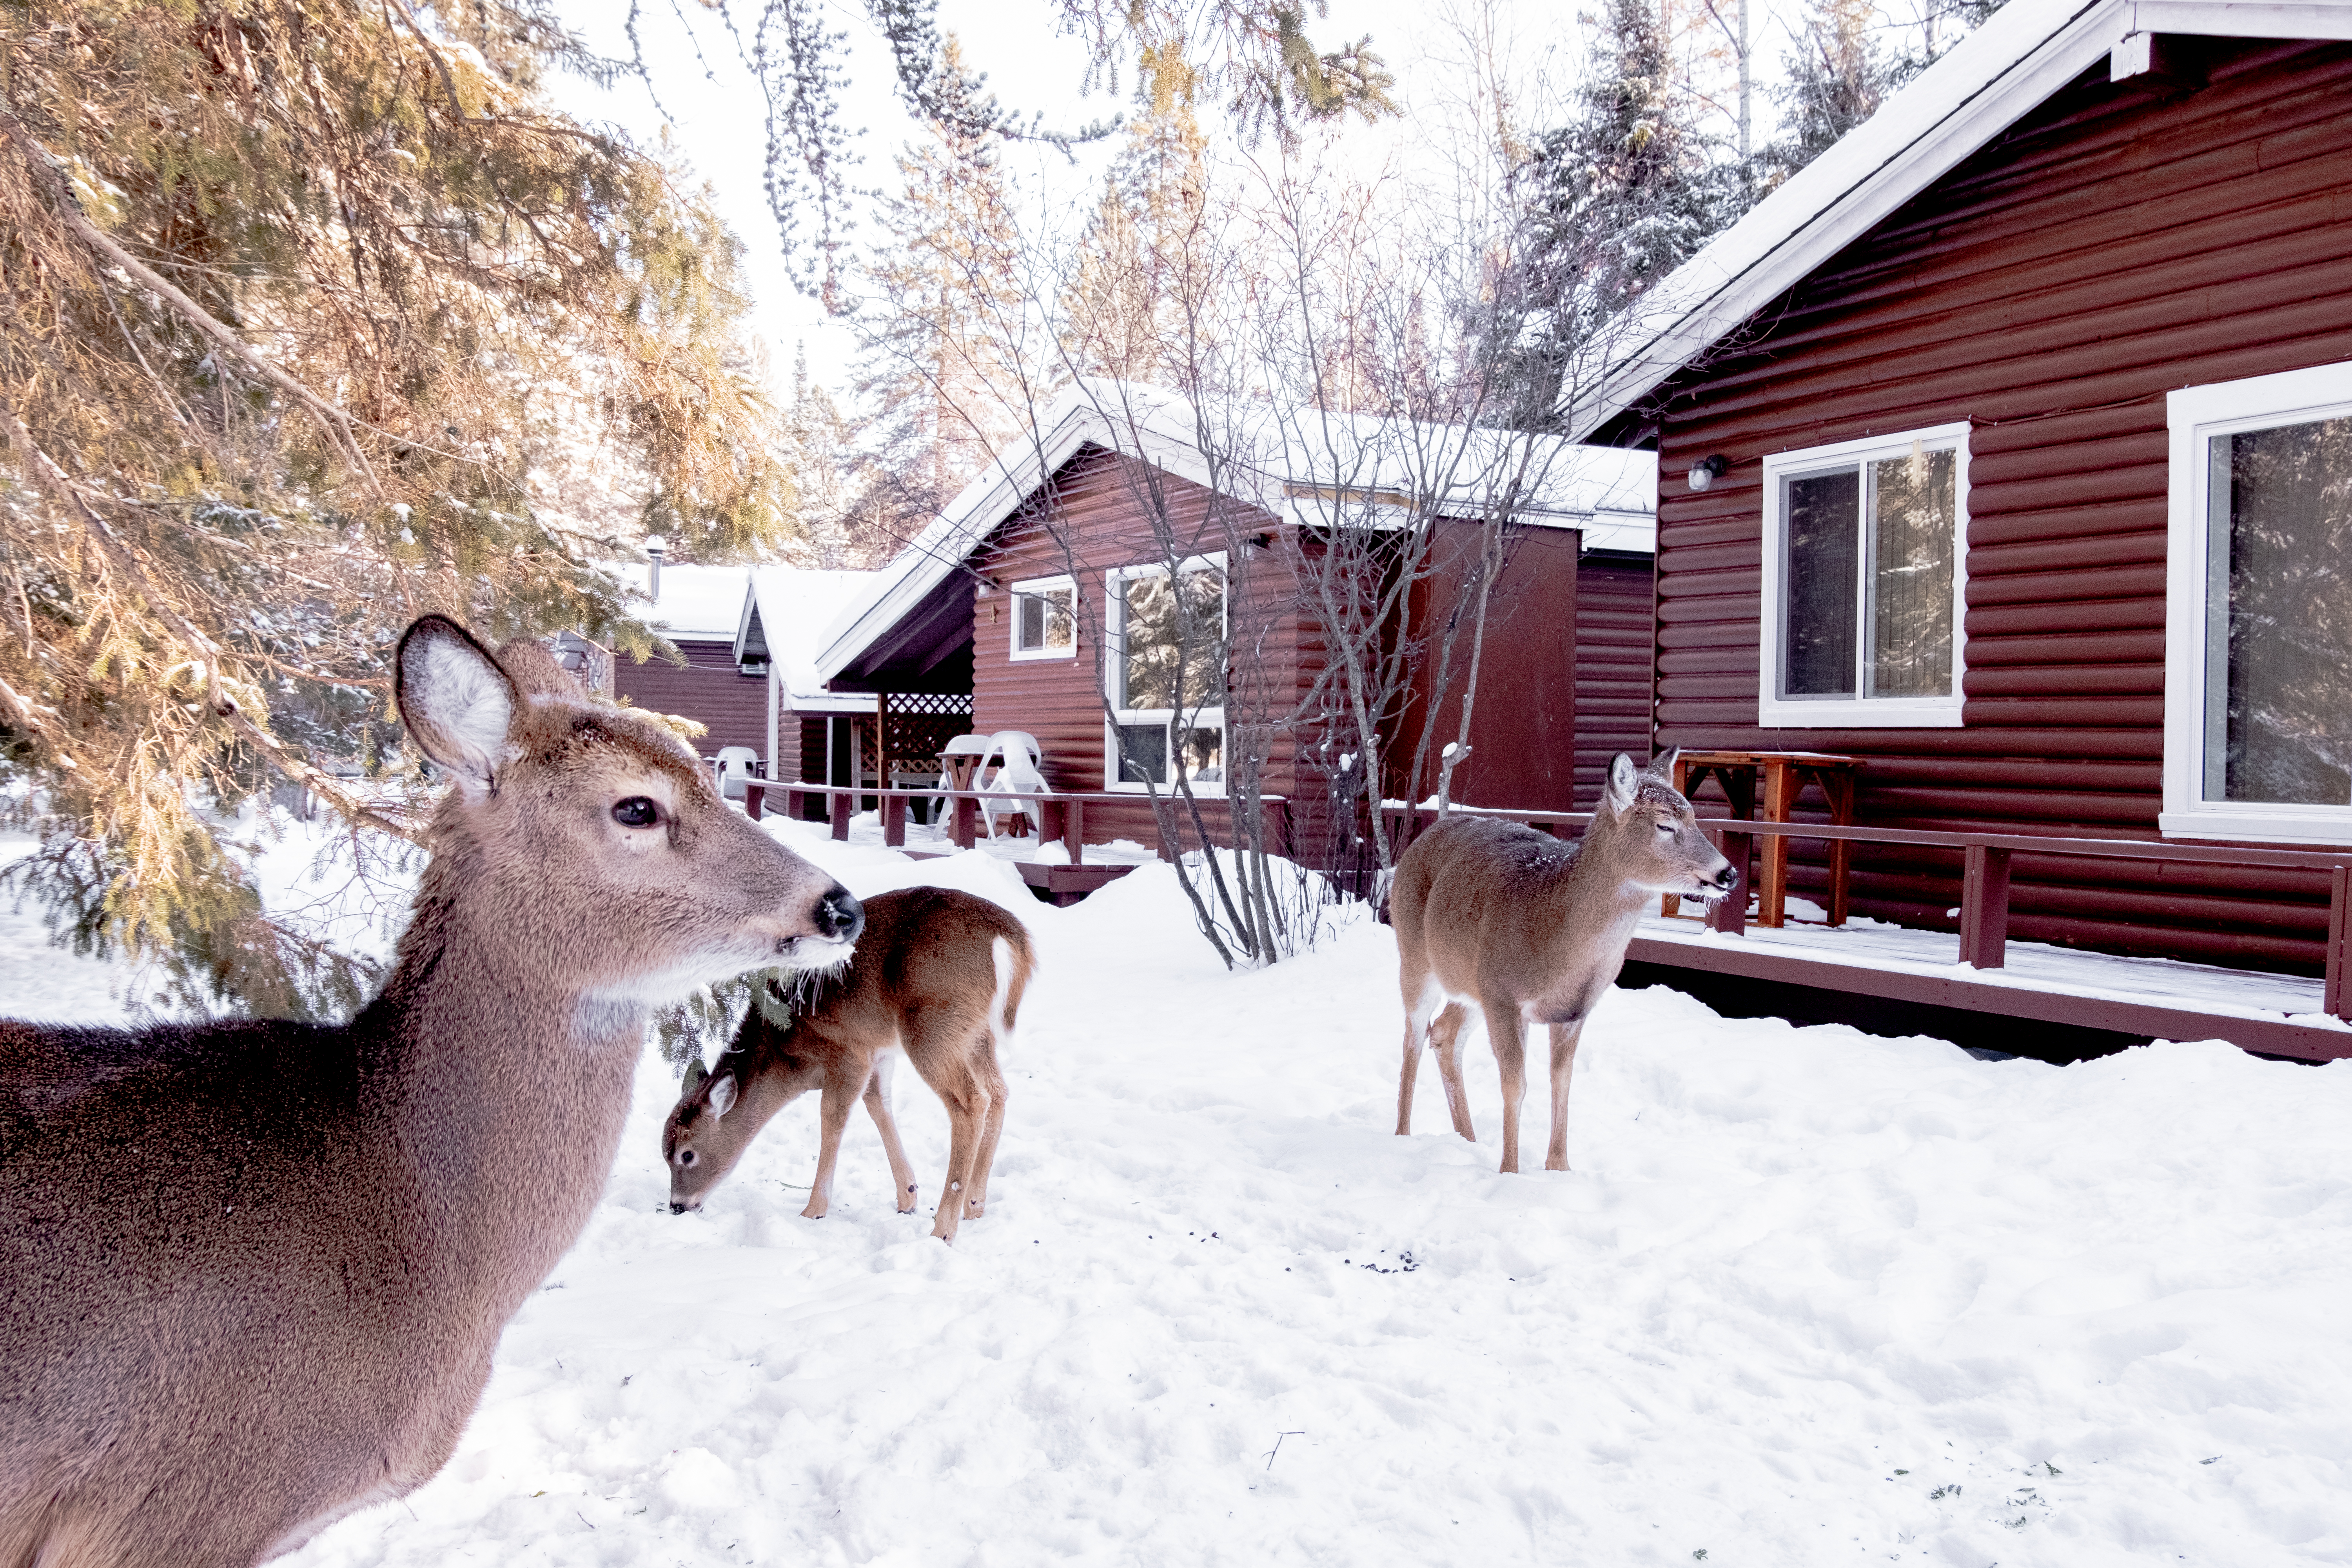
[742,781,1284,869]
[1383,805,2352,1023]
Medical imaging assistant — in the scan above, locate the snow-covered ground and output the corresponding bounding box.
[10,818,2352,1565]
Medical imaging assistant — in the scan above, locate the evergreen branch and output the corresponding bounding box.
[0,113,387,499]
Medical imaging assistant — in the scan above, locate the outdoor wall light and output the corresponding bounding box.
[1686,454,1731,492]
[972,575,999,598]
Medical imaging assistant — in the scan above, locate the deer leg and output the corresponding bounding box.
[803,1068,863,1220]
[1544,1019,1586,1172]
[1429,1002,1477,1143]
[861,1057,920,1214]
[1396,978,1441,1136]
[929,1072,989,1244]
[964,1045,1011,1220]
[1487,998,1527,1174]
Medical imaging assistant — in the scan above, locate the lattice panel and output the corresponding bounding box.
[879,691,975,777]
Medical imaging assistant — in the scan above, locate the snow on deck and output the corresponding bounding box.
[1639,898,2342,1032]
[813,807,1163,869]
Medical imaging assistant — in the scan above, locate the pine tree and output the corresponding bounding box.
[1757,0,1895,189]
[1493,0,1736,423]
[0,0,798,1016]
[849,42,1034,546]
[1060,102,1214,387]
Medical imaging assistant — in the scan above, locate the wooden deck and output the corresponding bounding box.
[1388,806,2352,1063]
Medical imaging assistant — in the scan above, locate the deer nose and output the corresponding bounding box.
[1710,864,1737,890]
[815,885,862,942]
[669,1201,691,1216]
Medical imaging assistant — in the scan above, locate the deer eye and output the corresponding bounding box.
[613,796,659,828]
[677,1148,698,1167]
[1655,819,1675,835]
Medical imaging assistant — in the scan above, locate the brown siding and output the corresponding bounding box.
[1390,523,1584,813]
[1644,38,2352,967]
[1574,554,1657,810]
[970,446,1307,855]
[613,639,770,761]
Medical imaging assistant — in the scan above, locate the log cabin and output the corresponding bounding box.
[805,381,1659,865]
[1563,0,2352,1052]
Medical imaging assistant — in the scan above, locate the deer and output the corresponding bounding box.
[662,885,1032,1244]
[0,615,863,1568]
[1389,749,1733,1176]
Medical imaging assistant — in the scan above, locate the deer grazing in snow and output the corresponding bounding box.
[664,885,1031,1243]
[0,616,862,1568]
[1390,749,1733,1174]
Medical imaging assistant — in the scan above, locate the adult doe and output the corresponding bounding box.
[664,886,1031,1243]
[0,616,861,1567]
[1390,750,1732,1174]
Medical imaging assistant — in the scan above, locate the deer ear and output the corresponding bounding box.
[1604,753,1639,813]
[1647,747,1681,781]
[681,1058,708,1093]
[396,616,516,792]
[708,1073,737,1119]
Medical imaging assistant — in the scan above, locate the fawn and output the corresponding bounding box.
[664,885,1032,1243]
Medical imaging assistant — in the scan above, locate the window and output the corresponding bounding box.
[1759,423,1969,728]
[1009,575,1075,659]
[2163,362,2352,843]
[1106,557,1226,791]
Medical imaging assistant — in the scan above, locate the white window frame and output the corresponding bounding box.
[1007,573,1077,661]
[1103,553,1228,795]
[1758,422,1971,729]
[2161,360,2352,844]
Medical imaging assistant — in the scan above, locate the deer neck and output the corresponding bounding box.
[1553,818,1656,937]
[357,897,644,1316]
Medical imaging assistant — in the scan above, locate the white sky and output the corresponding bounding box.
[549,0,1935,397]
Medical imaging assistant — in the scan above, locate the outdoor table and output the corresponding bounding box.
[1662,750,1864,928]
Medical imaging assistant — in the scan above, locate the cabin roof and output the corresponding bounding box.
[623,562,754,642]
[736,567,877,714]
[1559,0,2352,442]
[814,379,1659,686]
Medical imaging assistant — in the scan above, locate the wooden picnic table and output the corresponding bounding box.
[1663,750,1865,928]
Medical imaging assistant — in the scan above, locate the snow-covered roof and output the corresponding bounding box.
[814,380,1658,684]
[622,561,754,642]
[737,567,877,715]
[1560,0,2352,440]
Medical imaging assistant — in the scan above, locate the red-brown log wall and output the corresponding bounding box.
[613,639,769,761]
[1644,38,2352,969]
[1574,555,1658,810]
[1388,523,1583,814]
[969,446,1309,856]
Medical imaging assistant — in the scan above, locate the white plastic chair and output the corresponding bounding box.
[713,746,761,805]
[974,730,1047,839]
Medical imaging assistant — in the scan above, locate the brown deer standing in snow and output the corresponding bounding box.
[1390,750,1733,1174]
[663,886,1031,1244]
[0,616,861,1568]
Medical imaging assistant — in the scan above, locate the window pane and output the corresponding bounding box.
[1179,727,1223,785]
[2207,416,2352,805]
[1116,722,1168,784]
[1783,471,1858,697]
[1016,588,1073,652]
[1867,448,1956,698]
[1120,568,1225,711]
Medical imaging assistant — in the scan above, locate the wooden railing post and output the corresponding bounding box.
[1958,844,2013,969]
[1064,798,1085,867]
[742,781,766,820]
[1710,830,1750,936]
[952,792,977,850]
[882,792,907,849]
[829,788,852,842]
[2327,864,2350,1022]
